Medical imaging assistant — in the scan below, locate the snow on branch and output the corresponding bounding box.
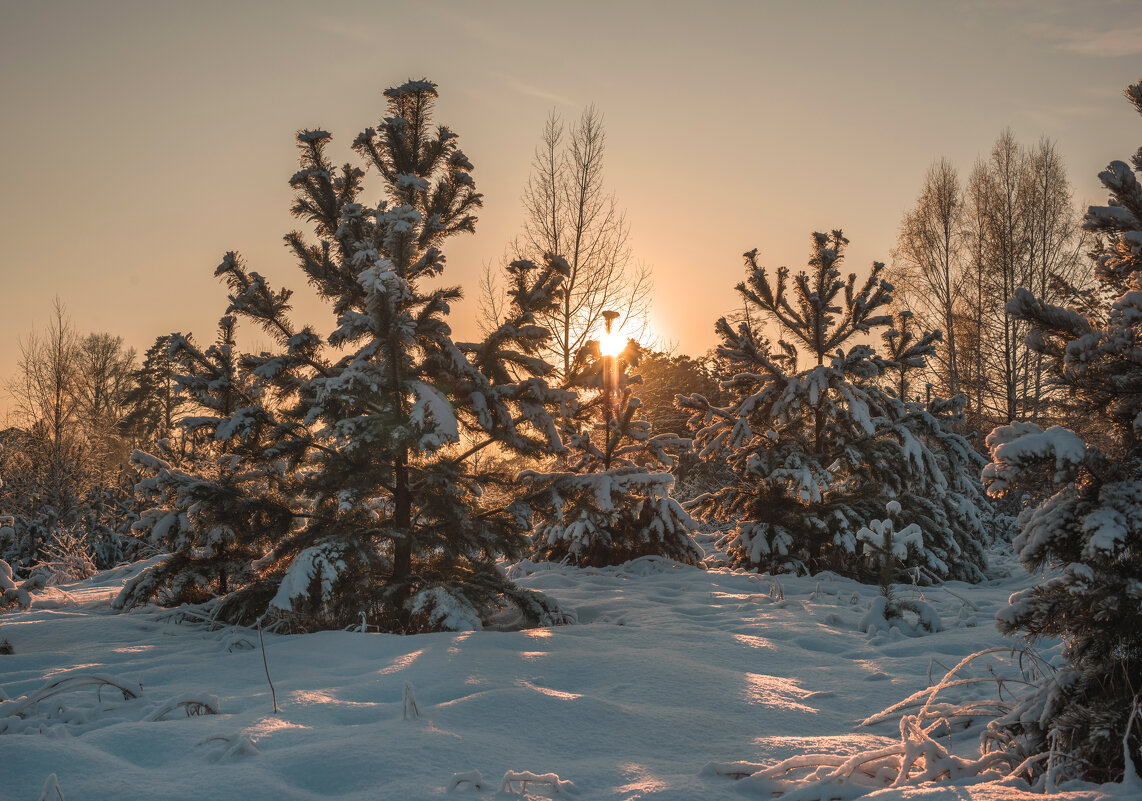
[982,422,1086,495]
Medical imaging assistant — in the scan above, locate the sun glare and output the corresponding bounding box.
[599,329,626,357]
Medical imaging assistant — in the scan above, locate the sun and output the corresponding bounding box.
[599,328,626,357]
[599,310,627,357]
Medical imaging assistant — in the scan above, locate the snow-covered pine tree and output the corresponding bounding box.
[522,332,703,567]
[115,315,293,610]
[982,79,1142,784]
[679,231,988,581]
[118,80,574,633]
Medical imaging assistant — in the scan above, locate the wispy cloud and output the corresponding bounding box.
[313,17,385,45]
[1023,103,1102,129]
[1056,24,1142,57]
[432,6,511,51]
[1021,0,1142,59]
[492,72,578,108]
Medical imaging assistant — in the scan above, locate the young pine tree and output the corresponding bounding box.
[680,232,988,581]
[115,316,292,610]
[118,80,574,632]
[522,331,703,567]
[982,79,1142,784]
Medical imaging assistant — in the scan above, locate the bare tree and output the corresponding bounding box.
[978,130,1032,424]
[962,159,991,425]
[891,158,966,399]
[508,106,652,377]
[73,333,137,475]
[6,299,86,555]
[962,132,1088,427]
[898,133,1089,431]
[1023,138,1086,420]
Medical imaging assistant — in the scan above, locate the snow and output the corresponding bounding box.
[268,546,347,613]
[0,546,1126,800]
[983,423,1087,494]
[408,380,460,449]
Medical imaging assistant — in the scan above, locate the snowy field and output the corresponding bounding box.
[0,543,1127,801]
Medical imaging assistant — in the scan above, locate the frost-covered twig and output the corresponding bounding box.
[0,673,218,735]
[447,770,487,792]
[499,770,574,794]
[195,732,259,760]
[38,773,64,801]
[1122,699,1142,790]
[403,682,419,720]
[711,714,1013,800]
[0,674,141,727]
[35,528,97,585]
[708,648,1044,799]
[859,647,1024,726]
[145,695,221,721]
[150,600,227,630]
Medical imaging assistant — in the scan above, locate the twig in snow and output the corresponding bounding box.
[145,695,221,721]
[257,619,279,714]
[38,773,64,801]
[403,682,419,720]
[447,770,487,791]
[499,771,574,794]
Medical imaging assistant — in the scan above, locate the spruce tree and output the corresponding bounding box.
[680,231,988,581]
[118,80,572,632]
[523,332,703,567]
[983,79,1142,784]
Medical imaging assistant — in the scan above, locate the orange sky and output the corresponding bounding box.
[1,0,1140,418]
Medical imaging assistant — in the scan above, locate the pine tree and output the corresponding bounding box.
[982,79,1142,784]
[121,335,187,448]
[117,81,574,633]
[679,232,988,581]
[880,311,941,403]
[522,332,703,567]
[115,316,292,610]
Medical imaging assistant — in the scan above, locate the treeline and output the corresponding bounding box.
[0,301,183,570]
[0,96,1096,580]
[890,131,1090,436]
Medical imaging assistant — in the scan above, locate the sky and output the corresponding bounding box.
[1,0,1140,417]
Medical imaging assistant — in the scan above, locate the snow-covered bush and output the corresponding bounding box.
[980,79,1142,784]
[1,557,32,610]
[33,526,97,585]
[118,80,573,633]
[680,231,989,581]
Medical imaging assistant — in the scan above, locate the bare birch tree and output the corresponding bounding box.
[976,130,1031,424]
[891,158,966,399]
[6,299,87,554]
[496,106,652,377]
[897,133,1088,431]
[73,333,137,474]
[1023,138,1086,420]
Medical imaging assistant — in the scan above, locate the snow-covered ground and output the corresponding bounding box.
[0,543,1126,800]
